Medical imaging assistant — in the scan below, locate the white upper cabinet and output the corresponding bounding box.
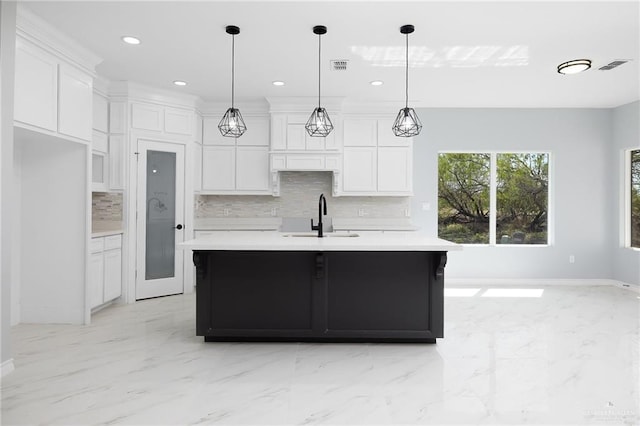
[237,116,269,146]
[131,103,163,132]
[58,63,93,141]
[343,119,377,147]
[200,114,271,194]
[14,37,94,142]
[164,107,192,136]
[339,116,413,196]
[202,145,236,191]
[14,39,58,132]
[92,92,109,133]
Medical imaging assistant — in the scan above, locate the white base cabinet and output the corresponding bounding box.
[89,234,123,310]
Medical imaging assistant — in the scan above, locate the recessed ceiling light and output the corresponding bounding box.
[557,59,591,74]
[173,80,187,86]
[272,81,285,86]
[122,36,141,45]
[370,80,384,86]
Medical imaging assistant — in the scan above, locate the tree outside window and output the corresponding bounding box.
[438,152,549,245]
[631,149,640,248]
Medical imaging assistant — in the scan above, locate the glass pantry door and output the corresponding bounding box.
[136,140,185,300]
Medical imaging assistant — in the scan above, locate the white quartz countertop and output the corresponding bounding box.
[91,221,124,238]
[179,231,462,252]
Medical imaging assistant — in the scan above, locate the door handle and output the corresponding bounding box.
[175,224,183,230]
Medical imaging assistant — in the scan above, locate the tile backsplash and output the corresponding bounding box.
[195,171,410,219]
[92,192,123,222]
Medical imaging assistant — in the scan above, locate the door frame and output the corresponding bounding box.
[135,139,185,300]
[123,130,195,304]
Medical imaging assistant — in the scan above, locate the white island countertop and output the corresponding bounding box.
[179,231,462,252]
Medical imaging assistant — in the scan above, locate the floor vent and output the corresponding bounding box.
[599,60,630,71]
[330,60,348,71]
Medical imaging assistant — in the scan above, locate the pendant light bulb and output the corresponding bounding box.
[392,24,422,138]
[305,25,334,138]
[219,25,247,138]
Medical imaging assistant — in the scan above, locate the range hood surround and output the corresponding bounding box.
[268,97,345,196]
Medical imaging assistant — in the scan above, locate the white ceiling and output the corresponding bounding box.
[22,1,640,108]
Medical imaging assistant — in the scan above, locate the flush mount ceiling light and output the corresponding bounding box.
[173,80,187,86]
[392,25,422,138]
[370,80,384,86]
[218,25,247,138]
[272,81,285,86]
[305,25,334,138]
[121,36,141,45]
[557,59,592,75]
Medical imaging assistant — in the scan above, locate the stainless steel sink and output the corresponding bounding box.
[281,233,359,238]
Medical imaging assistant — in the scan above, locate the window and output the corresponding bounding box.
[438,152,549,245]
[631,149,640,248]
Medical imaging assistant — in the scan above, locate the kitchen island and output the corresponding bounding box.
[180,232,462,343]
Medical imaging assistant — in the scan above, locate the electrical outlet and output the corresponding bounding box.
[271,207,277,217]
[404,209,410,217]
[569,255,575,264]
[358,208,366,217]
[223,208,230,216]
[422,202,431,211]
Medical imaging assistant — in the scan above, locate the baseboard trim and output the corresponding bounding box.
[447,278,640,293]
[1,359,15,377]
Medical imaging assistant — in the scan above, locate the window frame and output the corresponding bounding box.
[438,150,553,247]
[625,148,640,250]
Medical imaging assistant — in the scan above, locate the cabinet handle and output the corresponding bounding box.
[315,253,325,279]
[175,224,183,230]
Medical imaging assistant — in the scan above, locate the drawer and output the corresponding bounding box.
[104,234,122,250]
[195,231,217,238]
[90,237,104,253]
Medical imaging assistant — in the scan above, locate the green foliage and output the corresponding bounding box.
[438,152,549,244]
[631,150,640,247]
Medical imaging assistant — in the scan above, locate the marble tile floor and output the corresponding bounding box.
[1,284,639,425]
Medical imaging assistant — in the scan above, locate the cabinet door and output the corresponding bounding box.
[270,115,286,150]
[109,135,125,191]
[131,103,163,132]
[89,251,104,309]
[377,147,412,193]
[92,93,109,133]
[58,63,93,141]
[342,147,377,192]
[92,152,108,192]
[343,119,377,146]
[14,40,58,132]
[237,116,269,146]
[203,117,235,146]
[103,249,122,302]
[193,143,202,192]
[287,124,306,150]
[92,130,108,154]
[377,118,411,147]
[202,146,236,190]
[236,146,269,191]
[164,107,193,136]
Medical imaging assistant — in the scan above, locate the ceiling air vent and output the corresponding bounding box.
[598,60,630,71]
[330,60,348,71]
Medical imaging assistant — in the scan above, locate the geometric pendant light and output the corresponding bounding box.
[392,24,422,137]
[218,25,247,138]
[305,25,334,137]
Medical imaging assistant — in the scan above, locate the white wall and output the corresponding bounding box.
[0,0,17,374]
[612,101,640,286]
[411,108,613,280]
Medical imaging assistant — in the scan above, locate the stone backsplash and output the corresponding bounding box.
[195,171,410,219]
[92,192,123,221]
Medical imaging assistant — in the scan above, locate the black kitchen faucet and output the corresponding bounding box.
[311,193,328,237]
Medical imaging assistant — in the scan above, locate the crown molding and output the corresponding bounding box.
[108,81,200,110]
[266,96,345,113]
[16,4,102,76]
[200,100,270,116]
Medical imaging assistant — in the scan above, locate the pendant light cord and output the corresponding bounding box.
[318,32,321,108]
[405,32,409,109]
[231,34,235,109]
